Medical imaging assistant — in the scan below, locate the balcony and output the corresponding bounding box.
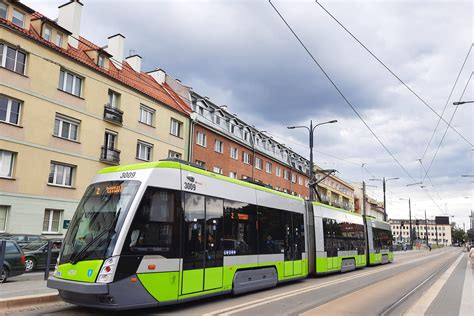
[100,146,120,165]
[103,104,123,125]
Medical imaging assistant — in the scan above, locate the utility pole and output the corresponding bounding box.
[435,222,439,246]
[383,177,386,221]
[362,181,367,216]
[409,198,413,247]
[424,210,429,246]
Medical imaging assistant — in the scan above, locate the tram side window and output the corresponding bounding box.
[183,193,206,270]
[322,218,365,257]
[258,207,284,254]
[122,188,180,257]
[293,213,305,260]
[206,197,224,268]
[373,228,393,250]
[223,200,257,256]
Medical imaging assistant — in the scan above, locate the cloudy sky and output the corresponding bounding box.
[26,0,473,227]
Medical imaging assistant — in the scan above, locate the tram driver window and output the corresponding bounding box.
[123,188,180,257]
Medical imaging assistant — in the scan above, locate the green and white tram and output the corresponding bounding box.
[47,160,393,310]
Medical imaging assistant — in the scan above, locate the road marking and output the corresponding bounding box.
[459,256,473,316]
[405,252,463,315]
[203,249,454,316]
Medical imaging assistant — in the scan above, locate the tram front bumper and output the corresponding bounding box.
[47,277,109,294]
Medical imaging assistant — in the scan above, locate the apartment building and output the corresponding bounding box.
[353,184,385,221]
[390,218,452,246]
[190,92,311,198]
[314,168,355,211]
[0,0,191,235]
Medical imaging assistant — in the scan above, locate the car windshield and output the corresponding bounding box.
[59,180,141,264]
[22,241,46,251]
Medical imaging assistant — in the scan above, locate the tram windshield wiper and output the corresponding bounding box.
[69,208,121,264]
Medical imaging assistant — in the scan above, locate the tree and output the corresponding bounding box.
[451,226,466,244]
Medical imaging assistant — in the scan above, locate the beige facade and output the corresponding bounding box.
[0,0,190,236]
[314,168,355,211]
[390,219,452,246]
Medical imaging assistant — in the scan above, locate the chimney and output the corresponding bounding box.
[147,68,166,84]
[106,34,125,70]
[57,0,83,49]
[125,55,142,73]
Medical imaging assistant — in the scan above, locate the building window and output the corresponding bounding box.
[42,209,62,233]
[97,54,106,68]
[214,139,224,153]
[139,105,154,126]
[0,43,26,75]
[108,90,120,108]
[170,118,182,137]
[265,162,272,174]
[243,130,249,141]
[298,176,303,185]
[43,25,52,41]
[0,95,21,125]
[213,166,223,174]
[54,114,79,141]
[230,123,235,134]
[0,150,15,178]
[255,157,262,170]
[243,152,250,164]
[136,141,153,161]
[196,131,207,147]
[55,33,63,47]
[168,150,182,159]
[0,205,8,232]
[291,173,296,183]
[215,114,221,125]
[284,170,290,180]
[48,162,74,187]
[229,171,237,179]
[276,166,281,177]
[12,9,25,28]
[0,3,6,20]
[230,147,238,160]
[105,131,117,149]
[58,69,82,96]
[195,160,205,167]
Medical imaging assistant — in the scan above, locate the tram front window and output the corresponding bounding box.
[60,181,140,264]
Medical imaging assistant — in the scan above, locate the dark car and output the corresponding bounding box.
[6,234,48,248]
[22,240,62,272]
[1,240,25,283]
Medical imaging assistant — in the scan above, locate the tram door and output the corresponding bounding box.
[284,212,304,277]
[182,194,223,295]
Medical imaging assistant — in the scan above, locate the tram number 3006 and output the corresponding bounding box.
[184,182,196,191]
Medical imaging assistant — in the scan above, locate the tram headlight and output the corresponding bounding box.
[97,256,119,284]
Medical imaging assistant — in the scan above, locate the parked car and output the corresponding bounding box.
[6,234,48,248]
[22,240,62,272]
[0,240,25,283]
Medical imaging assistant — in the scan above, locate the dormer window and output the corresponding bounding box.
[12,9,25,28]
[43,26,52,41]
[97,54,105,68]
[55,33,63,47]
[215,114,221,125]
[0,3,7,20]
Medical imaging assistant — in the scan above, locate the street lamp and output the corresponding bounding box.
[453,100,474,105]
[287,119,338,200]
[369,177,399,221]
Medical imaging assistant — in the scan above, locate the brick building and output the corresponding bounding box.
[189,92,311,199]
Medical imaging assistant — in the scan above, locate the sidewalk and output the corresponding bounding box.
[1,272,57,299]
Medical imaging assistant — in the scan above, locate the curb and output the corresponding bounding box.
[0,292,61,311]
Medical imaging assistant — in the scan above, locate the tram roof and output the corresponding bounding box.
[97,160,305,201]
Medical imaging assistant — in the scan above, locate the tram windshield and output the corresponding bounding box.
[59,181,141,264]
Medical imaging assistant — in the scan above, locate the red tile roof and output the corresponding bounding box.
[1,10,191,116]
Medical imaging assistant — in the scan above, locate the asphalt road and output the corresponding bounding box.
[4,247,472,315]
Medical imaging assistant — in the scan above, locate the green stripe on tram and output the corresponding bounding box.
[138,259,309,303]
[97,160,304,201]
[316,255,366,273]
[55,260,103,283]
